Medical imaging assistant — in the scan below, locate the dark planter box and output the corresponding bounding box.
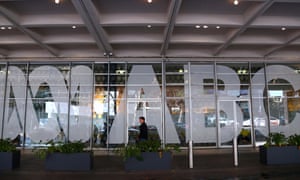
[259,146,300,165]
[45,152,93,171]
[124,152,172,171]
[0,151,21,170]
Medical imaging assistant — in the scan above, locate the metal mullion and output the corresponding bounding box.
[214,61,220,148]
[1,62,9,139]
[248,62,256,147]
[90,63,95,150]
[124,62,128,146]
[106,61,110,151]
[188,62,193,143]
[264,63,271,135]
[67,62,72,143]
[22,63,30,148]
[162,60,166,147]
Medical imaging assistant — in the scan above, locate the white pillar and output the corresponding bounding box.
[189,140,193,168]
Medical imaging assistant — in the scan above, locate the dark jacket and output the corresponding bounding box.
[139,122,148,140]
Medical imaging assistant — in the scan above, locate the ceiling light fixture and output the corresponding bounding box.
[147,0,152,4]
[203,25,208,29]
[0,27,6,30]
[72,25,77,29]
[55,0,60,4]
[216,26,220,29]
[281,27,286,31]
[195,25,201,29]
[147,24,152,28]
[233,0,239,5]
[7,26,12,30]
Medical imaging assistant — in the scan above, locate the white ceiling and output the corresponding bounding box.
[1,0,300,59]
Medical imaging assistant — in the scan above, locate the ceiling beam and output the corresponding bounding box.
[274,0,300,2]
[71,0,113,55]
[0,48,9,57]
[0,5,59,57]
[241,0,300,2]
[213,0,275,56]
[264,31,300,57]
[160,0,182,56]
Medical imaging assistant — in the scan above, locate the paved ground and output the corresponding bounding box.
[1,148,300,180]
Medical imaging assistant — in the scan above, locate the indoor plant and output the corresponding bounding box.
[117,140,179,171]
[0,139,20,170]
[259,133,300,165]
[35,141,92,171]
[238,128,251,144]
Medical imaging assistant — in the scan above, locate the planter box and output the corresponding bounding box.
[45,152,92,171]
[125,152,172,171]
[259,146,300,165]
[0,151,21,170]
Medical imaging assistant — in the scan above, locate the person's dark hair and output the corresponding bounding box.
[139,116,145,121]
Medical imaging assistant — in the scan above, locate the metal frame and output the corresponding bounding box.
[0,62,9,139]
[22,63,30,148]
[188,62,193,143]
[162,60,166,147]
[66,63,72,142]
[264,62,271,134]
[90,63,95,150]
[249,62,256,148]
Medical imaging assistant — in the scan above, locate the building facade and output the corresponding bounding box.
[1,60,300,149]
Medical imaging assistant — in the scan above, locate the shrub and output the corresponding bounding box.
[34,141,86,159]
[0,139,17,152]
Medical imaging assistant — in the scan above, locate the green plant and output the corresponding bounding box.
[116,140,180,161]
[264,132,287,147]
[34,141,86,159]
[287,134,300,146]
[0,139,17,152]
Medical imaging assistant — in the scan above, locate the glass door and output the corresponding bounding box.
[218,100,252,147]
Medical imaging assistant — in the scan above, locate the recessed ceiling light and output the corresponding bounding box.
[72,25,77,29]
[55,0,60,4]
[7,26,12,30]
[147,0,152,4]
[216,26,220,29]
[195,25,201,29]
[147,24,152,28]
[281,27,286,31]
[203,25,208,29]
[0,27,6,30]
[233,0,239,5]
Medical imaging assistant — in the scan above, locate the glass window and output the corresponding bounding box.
[166,62,188,145]
[26,64,70,146]
[266,63,300,136]
[68,63,93,145]
[217,63,251,146]
[0,64,6,140]
[125,63,164,144]
[190,63,216,147]
[1,64,27,147]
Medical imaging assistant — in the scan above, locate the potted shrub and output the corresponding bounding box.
[259,133,300,165]
[0,139,20,170]
[35,141,92,171]
[287,134,300,148]
[117,140,179,171]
